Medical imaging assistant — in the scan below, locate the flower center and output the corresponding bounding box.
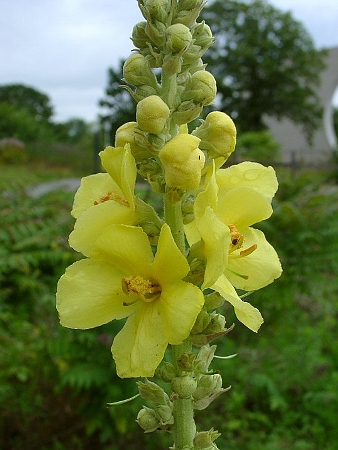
[122,275,162,304]
[228,223,258,258]
[94,190,129,207]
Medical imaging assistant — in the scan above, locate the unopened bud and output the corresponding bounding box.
[174,0,206,27]
[137,379,170,406]
[193,374,222,400]
[131,21,149,49]
[136,95,170,134]
[115,122,151,162]
[194,429,221,450]
[191,309,211,334]
[192,22,214,50]
[123,54,158,88]
[143,0,171,23]
[159,134,205,190]
[171,375,197,398]
[154,405,174,425]
[137,407,160,432]
[172,101,203,126]
[156,361,177,382]
[182,70,217,106]
[194,345,217,373]
[166,24,192,53]
[192,111,237,160]
[203,312,226,335]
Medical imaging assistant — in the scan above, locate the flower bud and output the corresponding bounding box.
[194,429,221,450]
[123,54,158,88]
[192,22,214,50]
[174,0,206,26]
[137,407,160,432]
[194,345,217,373]
[156,361,177,382]
[136,95,170,134]
[182,70,217,106]
[193,374,222,400]
[172,101,203,126]
[171,375,197,398]
[166,24,192,54]
[143,0,171,23]
[159,134,205,190]
[154,405,174,426]
[115,122,151,162]
[137,379,170,406]
[131,21,149,49]
[203,312,226,335]
[192,111,237,160]
[191,309,211,334]
[204,292,225,311]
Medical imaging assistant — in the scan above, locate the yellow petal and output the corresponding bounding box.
[160,281,204,344]
[152,224,190,285]
[56,259,136,329]
[216,162,278,202]
[99,145,136,209]
[71,173,124,219]
[227,227,282,291]
[92,224,154,276]
[217,187,272,230]
[212,274,264,332]
[69,201,135,257]
[112,302,167,378]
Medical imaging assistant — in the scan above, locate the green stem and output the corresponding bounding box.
[165,195,196,450]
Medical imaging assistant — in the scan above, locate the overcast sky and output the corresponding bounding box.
[1,0,338,123]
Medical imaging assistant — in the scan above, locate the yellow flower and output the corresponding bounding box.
[185,162,282,332]
[69,145,137,257]
[56,224,204,378]
[159,134,205,190]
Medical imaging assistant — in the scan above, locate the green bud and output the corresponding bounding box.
[171,375,197,398]
[172,100,203,125]
[115,121,151,161]
[123,53,158,88]
[145,20,166,47]
[203,312,226,335]
[191,309,211,334]
[136,95,170,134]
[163,52,184,76]
[156,361,177,382]
[203,292,225,311]
[193,374,222,400]
[137,406,160,432]
[182,70,217,106]
[166,24,192,54]
[192,111,237,160]
[194,429,221,450]
[177,352,196,371]
[192,21,214,50]
[137,379,171,406]
[135,84,159,100]
[154,405,174,426]
[174,0,207,27]
[194,345,217,373]
[142,0,171,23]
[131,21,149,49]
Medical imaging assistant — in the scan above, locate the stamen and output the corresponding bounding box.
[122,275,162,303]
[228,223,244,252]
[94,190,129,207]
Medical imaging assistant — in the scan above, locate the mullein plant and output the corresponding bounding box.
[56,0,282,448]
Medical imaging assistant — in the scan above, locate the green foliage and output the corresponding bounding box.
[0,83,54,123]
[0,137,27,164]
[0,101,46,142]
[202,0,326,138]
[236,130,280,162]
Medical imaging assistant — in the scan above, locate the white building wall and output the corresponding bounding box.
[264,46,338,164]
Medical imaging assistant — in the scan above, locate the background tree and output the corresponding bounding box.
[202,0,327,139]
[0,84,54,123]
[98,61,136,141]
